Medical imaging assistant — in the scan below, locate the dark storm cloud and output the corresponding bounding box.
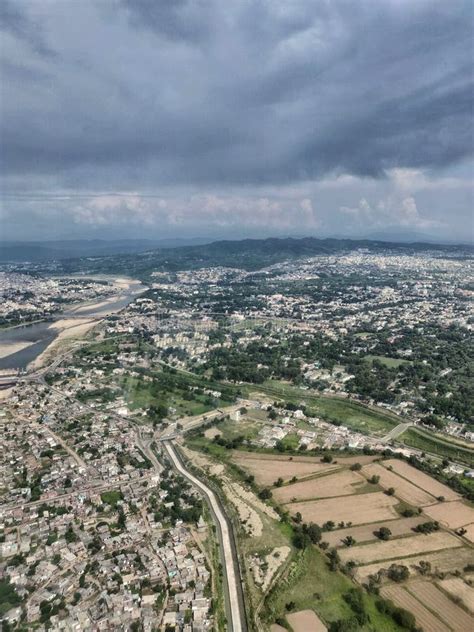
[0,0,473,241]
[120,0,212,44]
[1,0,472,187]
[0,0,57,58]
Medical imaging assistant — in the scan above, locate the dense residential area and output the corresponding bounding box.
[0,241,473,631]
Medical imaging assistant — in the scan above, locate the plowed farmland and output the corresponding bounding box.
[287,491,399,526]
[338,531,462,565]
[381,584,450,632]
[438,577,474,614]
[384,459,460,501]
[232,452,338,485]
[423,500,474,529]
[322,516,426,548]
[355,547,474,583]
[361,462,436,506]
[406,580,473,632]
[273,469,366,503]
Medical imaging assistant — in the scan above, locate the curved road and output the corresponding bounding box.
[163,441,246,632]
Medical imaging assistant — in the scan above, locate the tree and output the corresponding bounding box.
[414,521,439,534]
[323,520,335,531]
[343,535,356,547]
[307,523,322,544]
[387,564,409,582]
[369,474,380,484]
[386,487,395,496]
[417,560,432,576]
[328,548,340,571]
[375,526,391,541]
[293,528,311,549]
[258,488,272,500]
[274,477,284,487]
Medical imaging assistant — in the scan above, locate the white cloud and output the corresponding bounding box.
[340,194,443,230]
[70,192,320,230]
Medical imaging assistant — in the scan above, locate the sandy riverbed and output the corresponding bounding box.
[0,387,14,401]
[28,319,99,370]
[0,341,34,359]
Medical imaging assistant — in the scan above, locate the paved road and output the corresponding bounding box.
[163,441,246,632]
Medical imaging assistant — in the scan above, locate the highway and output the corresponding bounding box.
[163,441,246,632]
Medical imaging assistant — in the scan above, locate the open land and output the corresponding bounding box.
[356,547,474,582]
[384,459,460,501]
[406,580,473,632]
[361,462,437,506]
[381,584,451,632]
[322,516,427,548]
[288,491,399,526]
[232,452,339,486]
[273,469,367,503]
[338,530,462,565]
[438,577,474,613]
[423,500,474,529]
[286,609,328,632]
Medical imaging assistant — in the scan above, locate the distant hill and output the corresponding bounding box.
[47,236,474,280]
[0,238,211,263]
[366,230,473,245]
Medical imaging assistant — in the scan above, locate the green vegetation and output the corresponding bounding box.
[399,427,474,467]
[249,380,398,435]
[364,355,410,368]
[0,579,21,616]
[100,490,123,507]
[263,546,403,631]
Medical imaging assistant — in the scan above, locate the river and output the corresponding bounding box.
[0,278,143,370]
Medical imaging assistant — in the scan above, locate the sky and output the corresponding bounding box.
[0,0,473,243]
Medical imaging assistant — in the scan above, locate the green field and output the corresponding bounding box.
[114,373,234,420]
[263,545,404,631]
[398,427,474,467]
[244,380,399,436]
[364,355,410,368]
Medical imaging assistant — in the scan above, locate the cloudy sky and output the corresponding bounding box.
[1,0,473,242]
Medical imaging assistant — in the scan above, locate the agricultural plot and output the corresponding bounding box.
[381,584,450,632]
[438,577,474,614]
[462,522,474,544]
[423,500,474,529]
[384,459,460,501]
[338,531,462,566]
[286,609,327,632]
[361,462,436,506]
[232,452,338,486]
[287,491,399,526]
[273,469,366,503]
[406,580,473,632]
[355,547,474,583]
[322,516,426,548]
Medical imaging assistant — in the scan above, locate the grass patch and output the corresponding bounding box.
[364,355,410,368]
[100,490,123,507]
[116,373,233,418]
[244,380,399,436]
[264,546,404,630]
[281,433,300,450]
[313,398,398,436]
[399,427,474,467]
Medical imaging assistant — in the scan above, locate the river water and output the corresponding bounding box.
[0,279,143,370]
